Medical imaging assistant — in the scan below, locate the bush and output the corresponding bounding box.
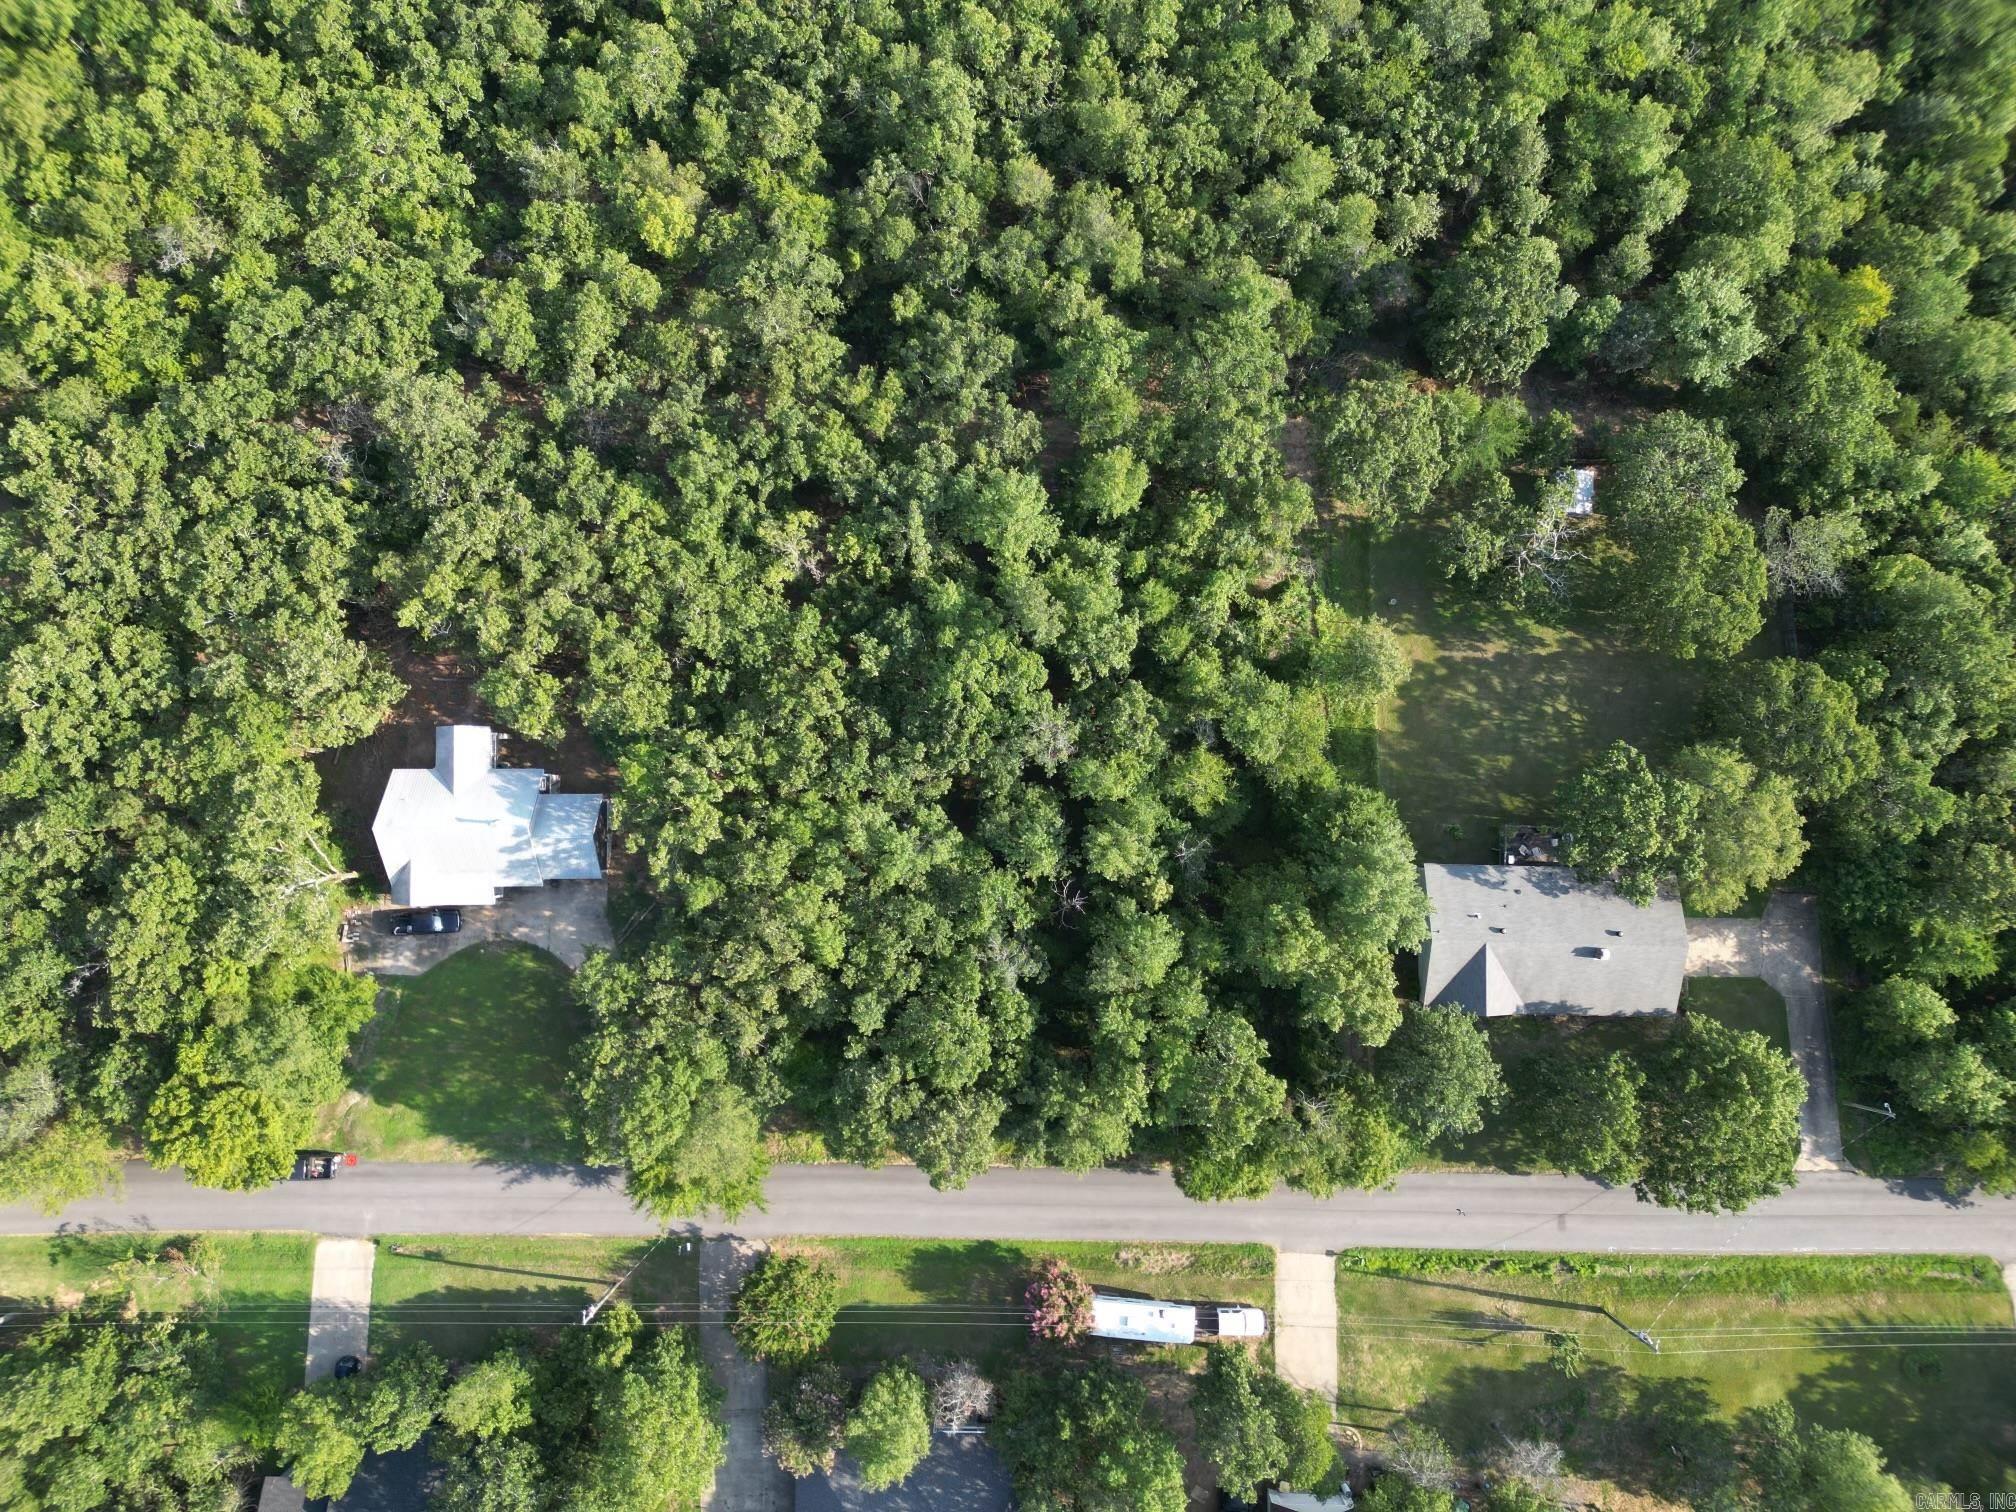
[1023,1257,1093,1342]
[764,1363,850,1477]
[731,1253,841,1367]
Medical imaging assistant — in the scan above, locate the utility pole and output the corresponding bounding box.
[580,1232,691,1326]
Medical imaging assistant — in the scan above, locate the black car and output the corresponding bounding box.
[292,1151,346,1180]
[333,1354,362,1379]
[389,907,462,936]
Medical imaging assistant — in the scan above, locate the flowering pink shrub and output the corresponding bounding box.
[1025,1257,1094,1342]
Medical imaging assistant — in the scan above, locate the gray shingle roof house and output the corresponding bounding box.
[795,1434,1013,1512]
[372,725,605,907]
[1419,864,1687,1017]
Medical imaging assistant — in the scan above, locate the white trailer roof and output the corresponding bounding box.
[1090,1293,1197,1345]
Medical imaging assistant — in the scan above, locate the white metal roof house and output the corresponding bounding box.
[372,725,605,907]
[1419,864,1687,1017]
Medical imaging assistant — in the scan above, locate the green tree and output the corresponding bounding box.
[441,1355,535,1442]
[1742,1402,1911,1511]
[1361,1479,1458,1511]
[277,1346,446,1501]
[1637,1017,1803,1212]
[0,1313,249,1509]
[1511,1050,1646,1184]
[732,1255,841,1368]
[1602,414,1765,659]
[1193,1345,1288,1499]
[1704,659,1878,804]
[1375,1004,1506,1146]
[844,1364,932,1491]
[567,1327,726,1512]
[1557,742,1700,905]
[764,1363,850,1477]
[277,1388,370,1500]
[143,1038,299,1191]
[995,1364,1186,1512]
[1313,375,1448,526]
[572,958,771,1219]
[1669,743,1806,915]
[1425,230,1575,387]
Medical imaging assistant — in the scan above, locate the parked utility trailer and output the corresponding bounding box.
[1088,1292,1269,1345]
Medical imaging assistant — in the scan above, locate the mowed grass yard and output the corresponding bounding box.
[779,1237,1275,1368]
[1680,975,1792,1056]
[0,1231,314,1415]
[1366,522,1714,862]
[371,1234,701,1362]
[315,943,586,1163]
[1336,1250,2016,1494]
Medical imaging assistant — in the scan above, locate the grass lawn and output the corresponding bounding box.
[1336,1249,2016,1494]
[0,1231,314,1415]
[315,943,586,1163]
[371,1234,701,1361]
[1681,976,1792,1056]
[1320,504,1381,788]
[1425,1015,1668,1172]
[777,1237,1275,1369]
[1364,522,1715,862]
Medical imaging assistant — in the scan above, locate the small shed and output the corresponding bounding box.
[1562,465,1598,516]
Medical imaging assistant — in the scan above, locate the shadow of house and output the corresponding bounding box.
[796,1434,1014,1512]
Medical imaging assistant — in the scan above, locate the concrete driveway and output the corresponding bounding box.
[306,1238,376,1383]
[699,1238,791,1512]
[1273,1251,1339,1403]
[1685,892,1844,1170]
[343,880,614,974]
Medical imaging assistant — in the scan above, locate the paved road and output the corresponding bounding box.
[6,1162,2014,1261]
[1687,892,1844,1169]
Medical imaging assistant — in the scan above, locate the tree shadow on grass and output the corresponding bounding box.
[1783,1320,2016,1489]
[898,1241,1029,1305]
[827,1303,1029,1370]
[372,1279,600,1363]
[354,944,589,1163]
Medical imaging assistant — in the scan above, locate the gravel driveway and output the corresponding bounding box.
[343,880,614,974]
[1685,892,1844,1171]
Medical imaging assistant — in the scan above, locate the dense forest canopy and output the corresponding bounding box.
[2,0,2013,1211]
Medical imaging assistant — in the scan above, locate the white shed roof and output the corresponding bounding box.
[372,726,604,907]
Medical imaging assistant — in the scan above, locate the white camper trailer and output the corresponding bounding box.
[1088,1292,1268,1345]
